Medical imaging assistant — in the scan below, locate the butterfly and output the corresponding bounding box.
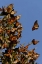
[2,43,8,49]
[7,49,13,53]
[7,4,13,13]
[8,15,21,24]
[12,59,19,64]
[9,35,17,41]
[4,53,10,57]
[33,52,40,60]
[32,20,39,31]
[10,10,17,15]
[6,29,11,35]
[31,39,39,45]
[0,27,3,34]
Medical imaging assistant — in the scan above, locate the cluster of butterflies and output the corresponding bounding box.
[0,4,23,49]
[0,4,40,64]
[1,47,40,64]
[0,4,17,16]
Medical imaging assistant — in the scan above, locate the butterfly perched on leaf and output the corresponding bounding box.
[31,39,39,45]
[32,20,39,31]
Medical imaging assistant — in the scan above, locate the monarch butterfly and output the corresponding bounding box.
[15,21,21,27]
[9,35,17,41]
[2,43,8,49]
[10,10,17,15]
[32,20,39,31]
[33,52,40,60]
[6,29,11,35]
[7,4,13,13]
[16,15,21,20]
[0,27,3,34]
[7,4,17,15]
[12,59,19,64]
[4,53,10,57]
[8,15,21,24]
[19,45,28,53]
[7,49,13,53]
[31,39,39,45]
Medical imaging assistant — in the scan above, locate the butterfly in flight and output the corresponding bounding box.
[31,39,39,45]
[32,20,39,31]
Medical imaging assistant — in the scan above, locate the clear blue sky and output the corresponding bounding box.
[0,0,42,64]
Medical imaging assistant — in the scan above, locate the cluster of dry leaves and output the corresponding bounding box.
[0,4,40,64]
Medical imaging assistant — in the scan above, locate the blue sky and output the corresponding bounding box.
[0,0,42,64]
